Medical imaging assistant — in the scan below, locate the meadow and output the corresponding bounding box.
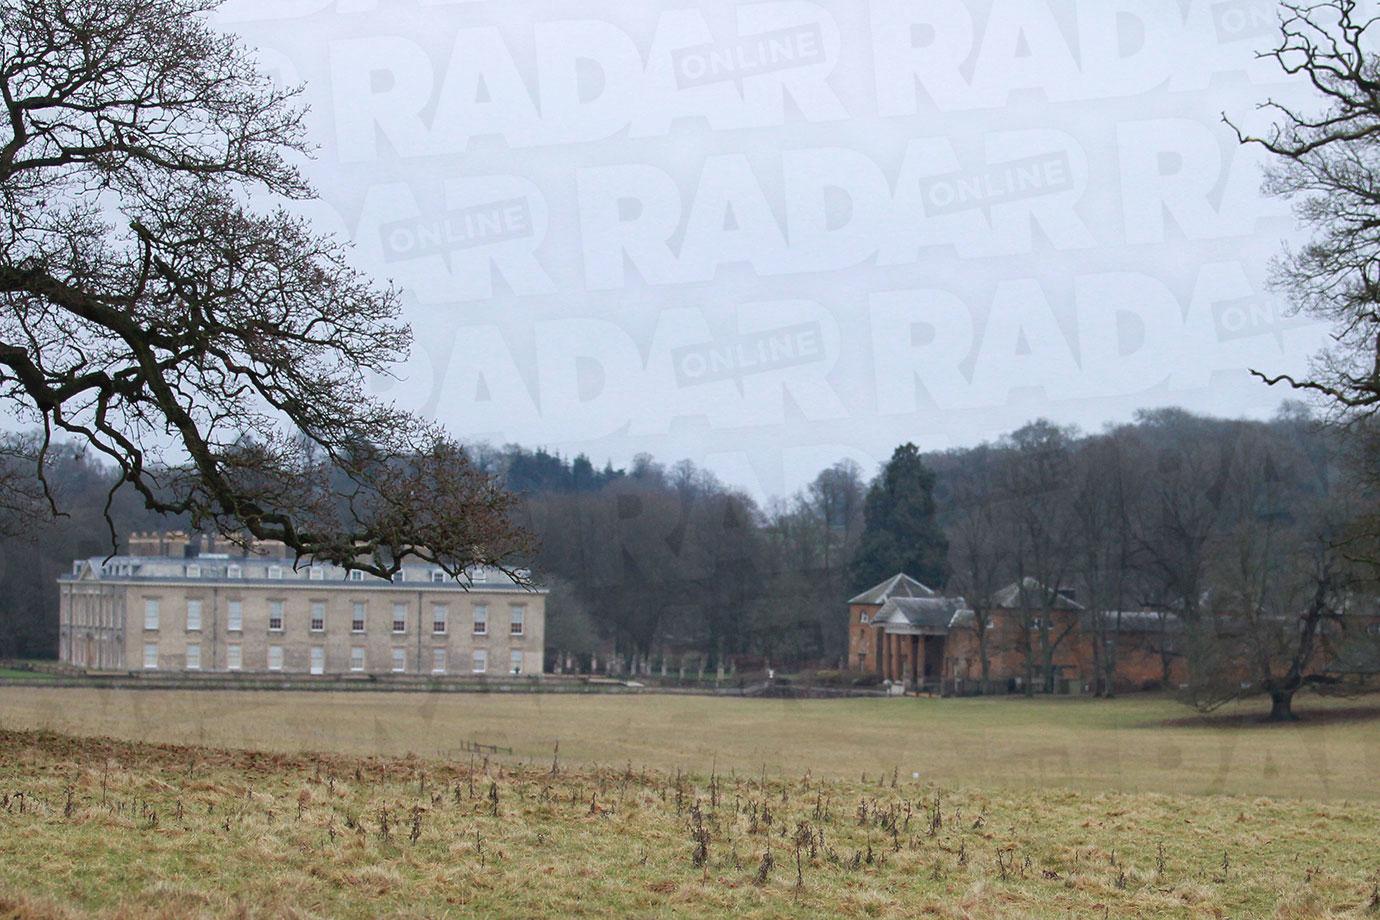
[2,687,1378,799]
[0,690,1378,918]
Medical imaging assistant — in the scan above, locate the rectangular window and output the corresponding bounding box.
[348,570,364,582]
[392,603,407,633]
[186,599,202,632]
[227,564,242,579]
[391,648,406,673]
[227,644,242,671]
[143,643,158,669]
[392,571,405,583]
[267,645,283,671]
[186,563,201,578]
[432,605,448,635]
[432,648,447,674]
[350,646,365,672]
[510,650,523,675]
[473,606,488,635]
[144,598,160,631]
[227,600,242,632]
[431,570,446,583]
[268,565,283,579]
[186,643,201,670]
[308,567,324,581]
[510,606,525,636]
[268,600,284,632]
[472,649,487,674]
[310,601,325,632]
[351,602,365,633]
[472,567,489,583]
[310,646,325,675]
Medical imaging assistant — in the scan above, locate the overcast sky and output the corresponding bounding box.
[214,0,1325,500]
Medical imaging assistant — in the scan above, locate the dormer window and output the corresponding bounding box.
[227,564,242,579]
[348,570,364,582]
[185,564,201,579]
[391,571,405,583]
[267,565,283,579]
[308,567,324,581]
[471,568,488,583]
[431,570,446,583]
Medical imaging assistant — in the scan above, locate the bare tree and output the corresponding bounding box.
[0,0,528,576]
[942,444,1009,692]
[1228,1,1380,417]
[1187,424,1357,720]
[1001,421,1079,695]
[1129,411,1238,682]
[1070,431,1137,697]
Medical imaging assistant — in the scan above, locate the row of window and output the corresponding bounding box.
[143,599,524,636]
[144,643,523,674]
[192,565,486,583]
[93,560,505,583]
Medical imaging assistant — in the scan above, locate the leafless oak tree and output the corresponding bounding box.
[1231,1,1380,415]
[0,0,529,577]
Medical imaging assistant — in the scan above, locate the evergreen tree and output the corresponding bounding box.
[851,443,948,590]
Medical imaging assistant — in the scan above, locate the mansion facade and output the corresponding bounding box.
[846,574,1177,694]
[58,532,545,678]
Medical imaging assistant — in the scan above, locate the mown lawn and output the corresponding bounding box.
[0,727,1377,919]
[0,668,53,680]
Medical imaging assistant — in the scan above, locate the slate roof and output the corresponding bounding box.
[1087,610,1177,633]
[879,596,970,633]
[848,573,938,605]
[992,577,1083,611]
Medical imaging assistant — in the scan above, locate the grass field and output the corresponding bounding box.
[0,668,52,681]
[1,687,1378,799]
[1,690,1378,918]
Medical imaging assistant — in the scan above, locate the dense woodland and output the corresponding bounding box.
[11,406,1376,704]
[487,405,1378,709]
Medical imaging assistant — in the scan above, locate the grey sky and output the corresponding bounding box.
[215,0,1321,499]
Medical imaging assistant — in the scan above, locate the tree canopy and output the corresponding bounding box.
[0,0,527,577]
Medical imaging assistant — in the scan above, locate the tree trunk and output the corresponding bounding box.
[977,616,990,696]
[1090,628,1103,697]
[1268,689,1297,722]
[1023,642,1035,698]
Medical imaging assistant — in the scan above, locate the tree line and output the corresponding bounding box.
[6,404,1375,717]
[480,405,1376,715]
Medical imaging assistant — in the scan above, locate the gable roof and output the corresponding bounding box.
[849,573,938,605]
[992,577,1083,611]
[879,596,970,632]
[1088,610,1177,633]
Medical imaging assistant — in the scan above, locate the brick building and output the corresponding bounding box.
[58,532,546,677]
[847,573,1181,694]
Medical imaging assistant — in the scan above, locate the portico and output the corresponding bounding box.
[878,626,948,689]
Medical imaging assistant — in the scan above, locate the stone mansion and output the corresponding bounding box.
[58,532,546,677]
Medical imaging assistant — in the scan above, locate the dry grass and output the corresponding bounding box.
[2,688,1379,798]
[0,728,1377,919]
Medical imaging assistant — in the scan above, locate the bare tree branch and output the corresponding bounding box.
[0,0,531,578]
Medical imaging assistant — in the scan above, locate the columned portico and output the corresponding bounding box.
[848,574,969,691]
[876,627,950,690]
